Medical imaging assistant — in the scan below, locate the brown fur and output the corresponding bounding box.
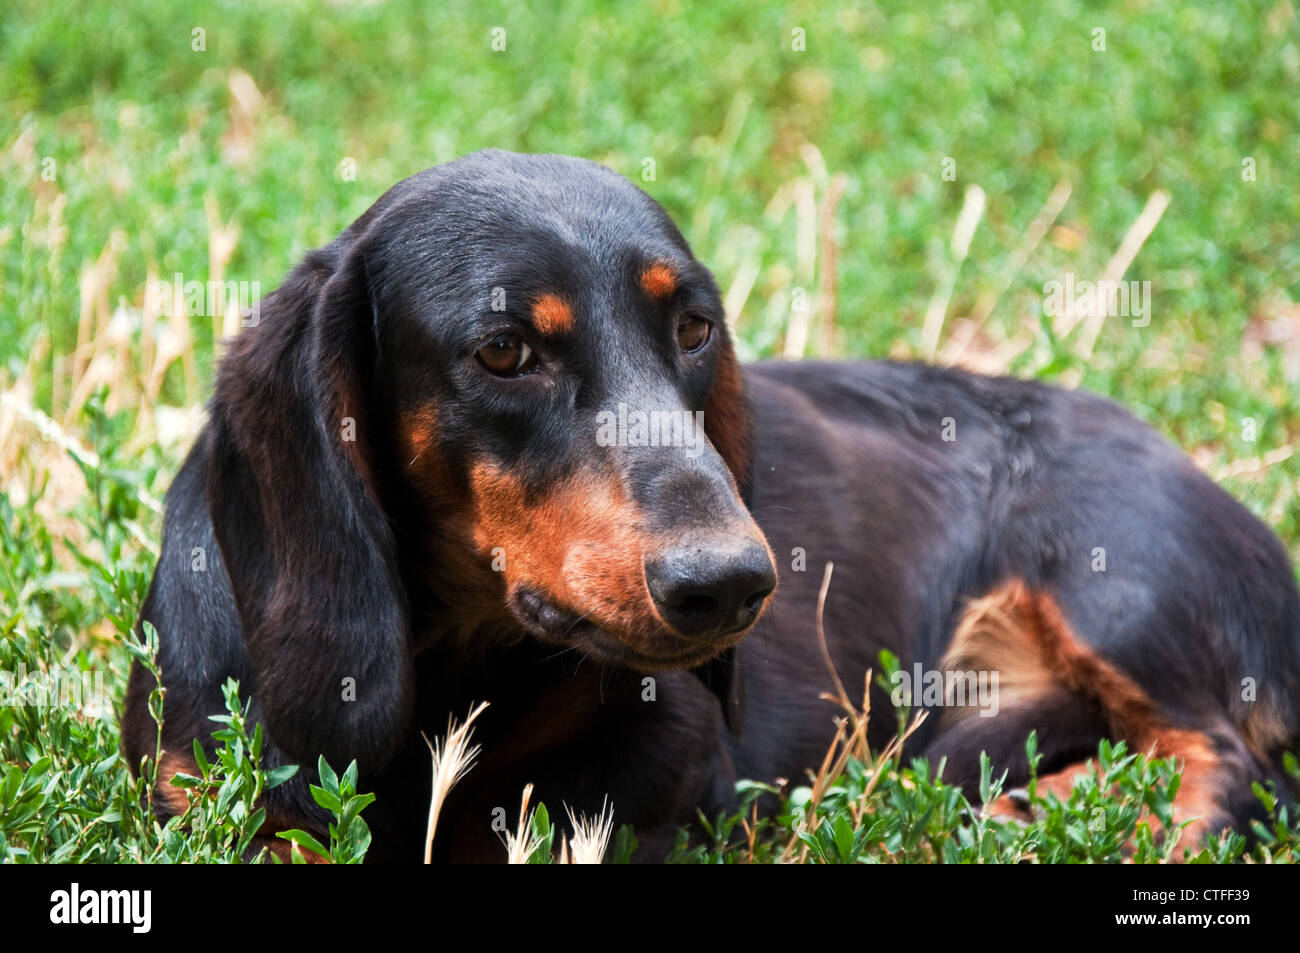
[531,293,574,335]
[399,405,440,471]
[465,464,670,650]
[703,343,752,485]
[947,581,1227,843]
[639,262,678,298]
[155,752,200,816]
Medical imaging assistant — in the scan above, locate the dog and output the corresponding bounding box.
[123,150,1300,862]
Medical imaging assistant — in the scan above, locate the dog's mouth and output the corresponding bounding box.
[508,586,748,670]
[512,587,587,637]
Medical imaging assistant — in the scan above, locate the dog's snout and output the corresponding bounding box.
[646,542,776,637]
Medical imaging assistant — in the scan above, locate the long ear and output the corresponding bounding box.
[206,246,413,774]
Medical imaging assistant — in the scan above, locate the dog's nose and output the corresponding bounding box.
[646,542,776,637]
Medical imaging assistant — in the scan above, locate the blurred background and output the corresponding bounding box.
[1,0,1298,617]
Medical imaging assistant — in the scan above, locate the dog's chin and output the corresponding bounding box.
[508,587,743,671]
[576,626,744,672]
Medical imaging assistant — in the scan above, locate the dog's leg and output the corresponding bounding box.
[923,579,1241,853]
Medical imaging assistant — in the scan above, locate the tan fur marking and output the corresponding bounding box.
[941,586,1059,715]
[944,580,1228,848]
[399,405,439,468]
[703,342,751,482]
[1241,701,1291,761]
[456,462,771,664]
[155,752,200,816]
[258,814,334,864]
[985,759,1092,819]
[466,463,668,649]
[157,754,331,862]
[1143,727,1223,844]
[639,262,678,298]
[531,293,574,334]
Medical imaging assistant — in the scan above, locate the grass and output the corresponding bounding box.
[1,0,1298,862]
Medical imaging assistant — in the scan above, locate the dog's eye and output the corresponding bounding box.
[477,336,538,377]
[676,316,712,353]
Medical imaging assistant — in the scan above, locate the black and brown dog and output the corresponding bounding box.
[123,150,1300,861]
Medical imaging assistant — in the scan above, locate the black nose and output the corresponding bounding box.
[645,542,776,637]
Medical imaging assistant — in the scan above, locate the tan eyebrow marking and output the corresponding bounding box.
[639,262,677,298]
[531,293,574,334]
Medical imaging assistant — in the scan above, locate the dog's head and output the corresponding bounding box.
[207,151,776,767]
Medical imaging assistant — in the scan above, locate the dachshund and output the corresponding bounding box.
[123,150,1300,862]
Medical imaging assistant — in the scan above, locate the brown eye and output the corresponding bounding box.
[477,336,538,377]
[676,316,712,353]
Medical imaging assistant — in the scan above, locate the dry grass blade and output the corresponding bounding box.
[1059,189,1171,386]
[782,176,819,359]
[504,783,543,864]
[781,561,934,861]
[565,799,615,864]
[923,184,987,358]
[421,700,489,864]
[816,172,848,357]
[780,561,859,861]
[814,561,852,714]
[0,384,161,554]
[969,180,1073,327]
[943,180,1072,373]
[1210,445,1293,482]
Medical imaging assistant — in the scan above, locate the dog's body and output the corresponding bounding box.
[124,151,1300,862]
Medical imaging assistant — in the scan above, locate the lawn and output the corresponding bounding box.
[1,0,1297,862]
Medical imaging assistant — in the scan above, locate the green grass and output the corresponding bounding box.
[1,0,1297,862]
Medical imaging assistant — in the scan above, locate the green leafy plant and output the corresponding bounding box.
[278,756,376,864]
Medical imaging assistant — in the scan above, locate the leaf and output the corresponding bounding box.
[1252,780,1276,814]
[317,756,340,796]
[309,784,341,813]
[265,764,300,789]
[278,828,329,861]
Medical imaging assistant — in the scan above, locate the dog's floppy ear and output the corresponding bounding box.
[205,244,413,774]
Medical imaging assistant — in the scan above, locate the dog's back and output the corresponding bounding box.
[736,359,1300,834]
